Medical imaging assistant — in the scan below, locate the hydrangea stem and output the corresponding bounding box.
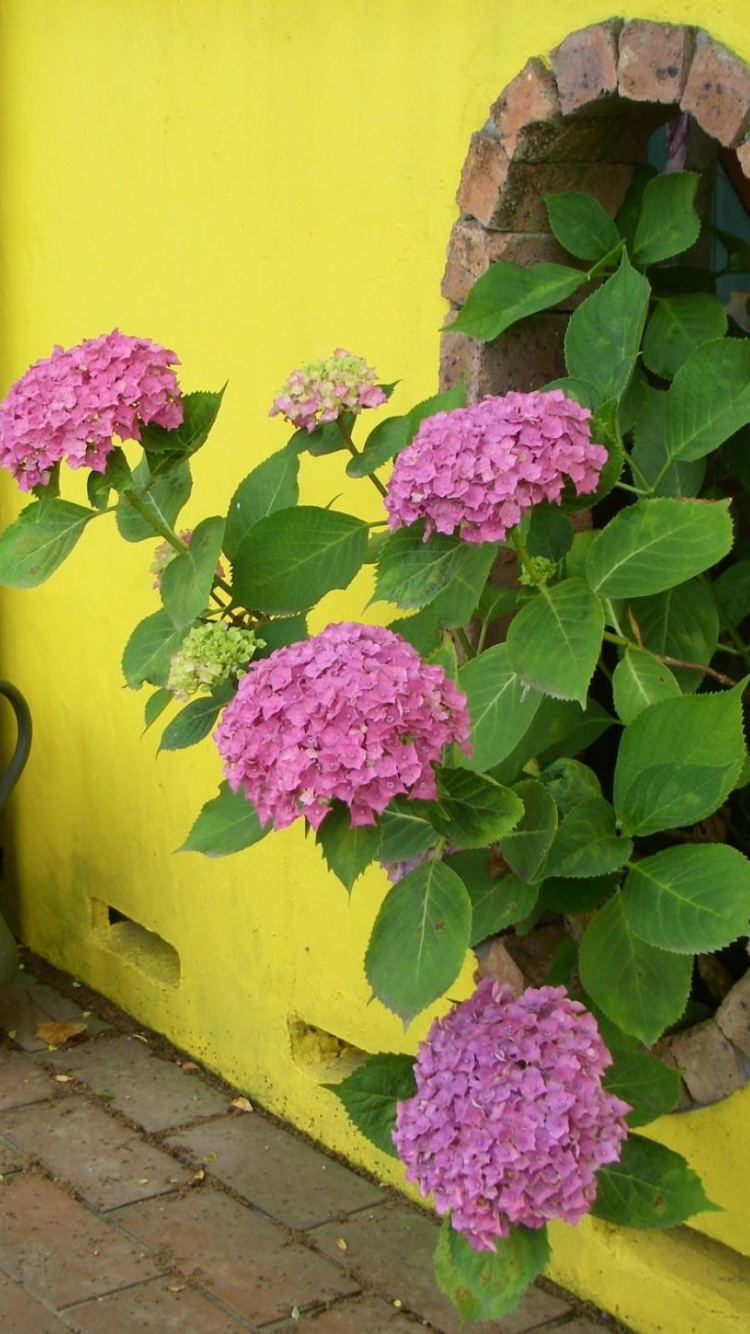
[335,419,388,497]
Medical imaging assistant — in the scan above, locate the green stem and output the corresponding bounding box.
[336,419,388,498]
[614,480,646,496]
[455,626,475,660]
[476,620,490,655]
[586,241,624,282]
[623,450,650,492]
[123,490,188,552]
[603,629,630,648]
[510,527,543,584]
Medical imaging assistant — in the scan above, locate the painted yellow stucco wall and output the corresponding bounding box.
[1,4,750,1332]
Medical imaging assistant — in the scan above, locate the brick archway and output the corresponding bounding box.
[440,20,750,399]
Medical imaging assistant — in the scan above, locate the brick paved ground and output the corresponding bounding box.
[0,958,625,1333]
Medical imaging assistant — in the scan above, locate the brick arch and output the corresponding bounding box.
[440,19,750,399]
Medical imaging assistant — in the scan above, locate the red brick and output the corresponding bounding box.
[0,1271,67,1333]
[475,314,568,396]
[498,109,665,166]
[439,329,480,396]
[0,1049,58,1110]
[37,1034,228,1132]
[1,1096,190,1210]
[273,1293,428,1332]
[550,21,621,116]
[441,221,570,305]
[490,58,561,157]
[166,1113,382,1228]
[681,33,750,147]
[717,972,750,1059]
[456,132,510,226]
[490,161,632,231]
[0,1173,163,1308]
[737,137,750,179]
[66,1278,248,1332]
[309,1204,571,1334]
[112,1189,358,1326]
[618,22,694,103]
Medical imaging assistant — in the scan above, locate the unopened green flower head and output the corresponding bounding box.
[519,555,558,588]
[168,623,264,701]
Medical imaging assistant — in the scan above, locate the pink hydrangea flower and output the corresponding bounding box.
[0,330,183,491]
[269,350,387,433]
[214,622,470,831]
[393,980,629,1251]
[384,390,608,545]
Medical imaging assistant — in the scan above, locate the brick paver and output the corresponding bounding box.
[0,972,109,1052]
[112,1187,359,1326]
[66,1277,251,1332]
[0,1132,24,1175]
[0,1271,67,1333]
[0,1048,60,1109]
[36,1033,229,1131]
[0,1173,163,1308]
[1,1096,191,1210]
[310,1204,570,1334]
[167,1114,383,1228]
[273,1293,436,1332]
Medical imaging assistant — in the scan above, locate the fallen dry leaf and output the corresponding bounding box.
[34,1020,87,1045]
[230,1096,253,1113]
[190,1169,206,1185]
[336,1238,348,1252]
[54,1074,74,1083]
[168,1284,186,1293]
[181,1061,200,1073]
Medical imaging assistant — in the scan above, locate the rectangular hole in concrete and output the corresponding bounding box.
[90,899,180,989]
[287,1015,368,1082]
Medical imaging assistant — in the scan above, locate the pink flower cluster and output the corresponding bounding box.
[214,622,470,831]
[384,390,607,545]
[269,350,387,433]
[0,330,183,491]
[393,980,629,1251]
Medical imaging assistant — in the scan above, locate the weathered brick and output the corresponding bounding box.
[681,33,750,147]
[550,21,621,117]
[0,1271,68,1333]
[489,57,561,157]
[717,972,750,1060]
[501,108,666,166]
[439,329,480,396]
[737,136,750,179]
[456,131,510,226]
[618,21,694,103]
[661,1019,744,1105]
[273,1294,433,1333]
[489,161,633,231]
[0,1048,59,1109]
[441,220,569,304]
[475,314,568,396]
[67,1278,249,1332]
[474,939,525,994]
[0,971,109,1052]
[0,1133,24,1175]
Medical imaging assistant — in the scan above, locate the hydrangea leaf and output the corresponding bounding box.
[87,447,132,510]
[712,560,750,627]
[498,780,557,883]
[445,852,540,944]
[160,516,226,629]
[178,781,270,857]
[346,415,411,478]
[434,1221,550,1324]
[564,251,650,404]
[253,614,308,657]
[158,692,227,753]
[116,458,193,543]
[584,498,733,600]
[365,860,472,1024]
[541,799,632,880]
[524,504,572,562]
[579,893,692,1045]
[537,874,618,916]
[539,758,602,815]
[428,769,524,849]
[490,697,613,786]
[612,649,681,726]
[316,803,382,893]
[506,578,605,706]
[631,172,701,267]
[613,683,746,837]
[446,262,586,341]
[122,610,187,689]
[621,844,750,954]
[630,387,706,498]
[408,382,467,431]
[379,799,440,864]
[373,526,498,624]
[592,1135,719,1229]
[664,339,750,462]
[231,506,369,613]
[0,500,95,588]
[603,1049,683,1129]
[326,1053,416,1157]
[642,293,728,380]
[546,191,621,262]
[224,445,300,561]
[457,644,544,773]
[623,579,718,694]
[143,687,172,733]
[386,607,443,656]
[140,387,225,456]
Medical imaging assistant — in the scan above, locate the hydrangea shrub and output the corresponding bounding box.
[1,171,749,1321]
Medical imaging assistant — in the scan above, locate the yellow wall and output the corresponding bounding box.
[1,4,749,1332]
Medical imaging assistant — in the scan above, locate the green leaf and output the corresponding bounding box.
[346,416,411,478]
[564,251,650,403]
[476,585,517,625]
[446,262,586,341]
[122,610,186,689]
[316,804,382,892]
[665,339,750,462]
[139,387,225,456]
[445,852,539,943]
[524,505,572,562]
[428,769,524,849]
[434,1220,549,1325]
[631,172,701,267]
[232,506,368,614]
[457,644,544,773]
[506,578,604,705]
[538,874,618,915]
[386,608,443,656]
[87,447,132,510]
[0,500,95,588]
[116,459,192,543]
[373,526,497,624]
[579,893,693,1044]
[365,860,472,1024]
[408,382,467,432]
[327,1054,416,1156]
[602,1048,682,1128]
[223,446,299,562]
[613,683,746,837]
[160,516,225,629]
[539,758,602,815]
[642,295,728,381]
[379,798,439,863]
[713,561,750,626]
[543,376,603,411]
[592,1135,718,1229]
[622,844,750,954]
[143,687,172,732]
[490,697,613,786]
[254,615,308,657]
[615,161,658,250]
[546,191,620,261]
[179,781,270,856]
[630,388,705,498]
[612,650,681,725]
[542,799,632,879]
[623,579,719,694]
[499,780,557,882]
[585,499,733,599]
[158,692,224,752]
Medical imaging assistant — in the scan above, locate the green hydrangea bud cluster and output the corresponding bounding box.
[518,555,558,588]
[168,623,264,701]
